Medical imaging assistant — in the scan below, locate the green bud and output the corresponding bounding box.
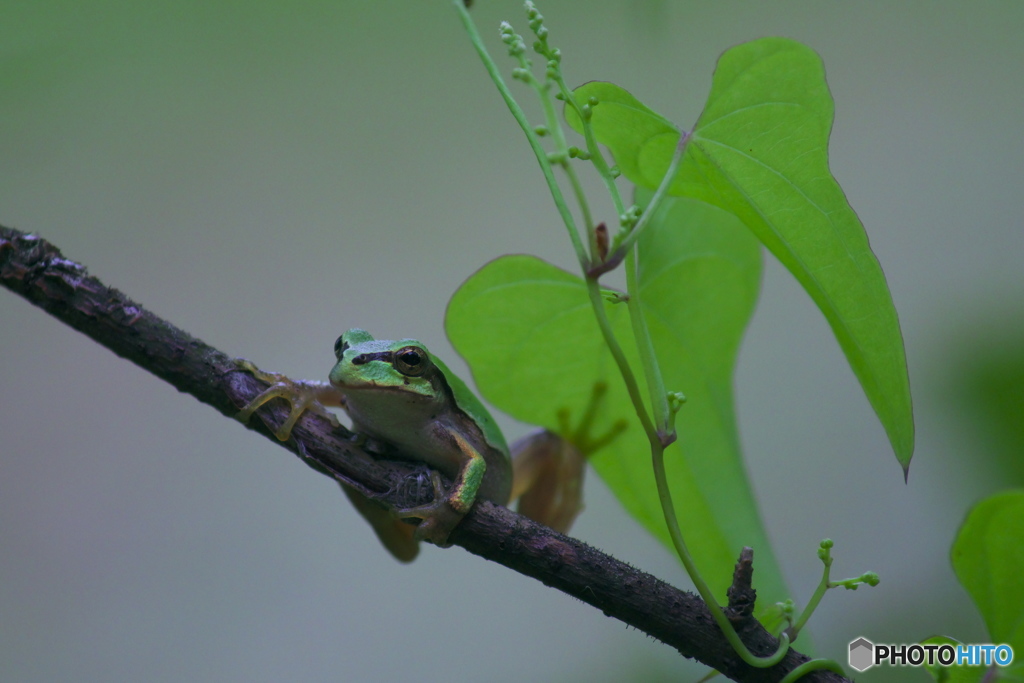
[588,96,599,106]
[581,103,592,120]
[534,125,549,137]
[861,572,880,586]
[500,26,518,45]
[617,206,640,228]
[609,165,621,179]
[601,289,629,304]
[820,538,834,549]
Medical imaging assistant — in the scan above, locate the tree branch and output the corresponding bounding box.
[0,224,850,683]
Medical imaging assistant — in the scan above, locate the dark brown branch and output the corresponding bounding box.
[0,224,850,683]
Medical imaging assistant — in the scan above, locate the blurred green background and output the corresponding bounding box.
[2,1,1022,681]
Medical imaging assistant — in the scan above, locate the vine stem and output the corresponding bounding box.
[619,128,689,437]
[454,1,802,674]
[791,557,831,638]
[621,128,793,669]
[552,78,628,221]
[583,277,658,441]
[514,46,598,259]
[651,438,792,668]
[453,0,589,268]
[623,248,671,435]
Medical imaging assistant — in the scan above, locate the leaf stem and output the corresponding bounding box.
[616,130,690,256]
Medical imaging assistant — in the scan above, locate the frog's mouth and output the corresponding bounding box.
[338,375,437,399]
[346,381,409,392]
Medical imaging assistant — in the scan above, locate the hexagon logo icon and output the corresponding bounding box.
[849,637,875,672]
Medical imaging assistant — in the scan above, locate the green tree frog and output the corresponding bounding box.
[237,329,586,562]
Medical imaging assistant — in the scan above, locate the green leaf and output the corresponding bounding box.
[919,636,986,683]
[567,38,915,474]
[446,197,788,610]
[951,490,1024,657]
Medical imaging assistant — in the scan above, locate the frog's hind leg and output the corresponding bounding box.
[510,431,587,534]
[339,483,419,563]
[511,383,628,534]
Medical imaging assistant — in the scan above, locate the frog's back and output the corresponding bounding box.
[430,355,510,459]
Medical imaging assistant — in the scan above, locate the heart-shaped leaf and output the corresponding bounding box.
[567,38,914,474]
[447,197,787,608]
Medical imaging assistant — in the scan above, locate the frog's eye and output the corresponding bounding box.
[334,335,349,360]
[393,346,429,377]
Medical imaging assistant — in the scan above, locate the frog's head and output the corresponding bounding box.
[328,328,437,398]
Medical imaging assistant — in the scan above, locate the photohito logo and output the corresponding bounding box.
[848,637,1014,672]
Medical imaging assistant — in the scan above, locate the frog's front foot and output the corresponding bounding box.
[235,359,342,441]
[393,472,465,548]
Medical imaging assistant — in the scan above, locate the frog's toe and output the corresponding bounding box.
[237,383,302,440]
[275,391,321,440]
[407,505,463,548]
[393,473,465,547]
[236,362,342,441]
